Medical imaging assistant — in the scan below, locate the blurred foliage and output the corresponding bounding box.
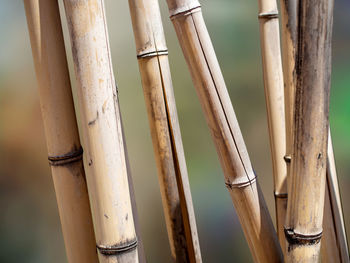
[0,0,349,262]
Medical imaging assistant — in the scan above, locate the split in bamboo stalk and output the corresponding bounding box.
[279,0,349,260]
[62,0,141,261]
[128,0,201,261]
[321,131,349,262]
[284,0,334,260]
[164,0,283,261]
[256,0,287,251]
[23,0,97,262]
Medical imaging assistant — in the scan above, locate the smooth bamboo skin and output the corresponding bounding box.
[128,0,201,262]
[256,0,287,251]
[284,0,334,260]
[321,132,350,262]
[24,0,98,262]
[62,0,139,261]
[165,0,283,261]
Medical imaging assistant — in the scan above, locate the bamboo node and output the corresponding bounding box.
[97,238,138,255]
[225,175,257,189]
[258,11,279,20]
[274,192,288,199]
[48,147,83,166]
[169,4,201,20]
[137,49,168,59]
[284,155,291,163]
[284,228,323,246]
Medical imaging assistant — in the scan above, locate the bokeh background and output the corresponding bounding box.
[0,0,349,262]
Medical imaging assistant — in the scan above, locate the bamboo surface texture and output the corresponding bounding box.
[62,0,140,261]
[280,0,349,261]
[128,0,202,262]
[23,0,98,262]
[284,0,334,260]
[256,0,287,252]
[164,0,283,261]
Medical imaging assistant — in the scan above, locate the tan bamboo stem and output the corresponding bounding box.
[284,0,334,260]
[256,0,287,251]
[321,131,349,262]
[23,0,97,262]
[280,0,349,260]
[164,0,283,261]
[128,0,202,262]
[62,0,140,261]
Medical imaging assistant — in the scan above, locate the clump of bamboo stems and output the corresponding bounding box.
[280,0,349,261]
[62,0,142,261]
[163,0,283,261]
[128,0,202,261]
[23,0,98,262]
[284,0,334,260]
[255,0,287,251]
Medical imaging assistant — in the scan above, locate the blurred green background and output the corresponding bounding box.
[0,0,349,262]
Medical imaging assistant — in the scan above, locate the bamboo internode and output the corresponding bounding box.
[256,0,287,252]
[284,0,334,260]
[62,0,141,261]
[164,0,283,261]
[23,0,98,262]
[128,0,202,261]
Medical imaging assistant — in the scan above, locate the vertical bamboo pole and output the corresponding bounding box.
[128,0,202,262]
[284,0,334,260]
[164,0,283,261]
[321,131,349,262]
[23,0,98,262]
[62,0,140,261]
[256,0,287,251]
[280,0,349,261]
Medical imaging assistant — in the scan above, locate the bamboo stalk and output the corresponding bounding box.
[256,0,287,252]
[128,0,202,262]
[280,0,349,261]
[284,0,334,260]
[23,0,98,262]
[321,131,349,262]
[164,0,283,261]
[62,0,140,261]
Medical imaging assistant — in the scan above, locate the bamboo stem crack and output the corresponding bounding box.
[48,147,83,166]
[97,238,138,255]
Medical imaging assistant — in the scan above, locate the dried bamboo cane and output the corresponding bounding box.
[283,0,334,260]
[23,0,98,262]
[321,131,349,262]
[62,0,140,261]
[164,0,283,261]
[280,0,349,261]
[256,0,287,251]
[128,0,201,262]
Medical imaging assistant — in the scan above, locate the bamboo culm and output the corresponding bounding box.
[23,0,98,262]
[62,0,141,261]
[256,0,287,252]
[279,0,349,261]
[128,0,202,261]
[164,0,283,261]
[284,0,334,260]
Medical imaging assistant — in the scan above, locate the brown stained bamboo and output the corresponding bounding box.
[256,0,287,251]
[62,0,140,261]
[284,0,334,260]
[164,0,283,261]
[128,0,202,262]
[321,131,349,262]
[23,0,98,262]
[280,0,349,261]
